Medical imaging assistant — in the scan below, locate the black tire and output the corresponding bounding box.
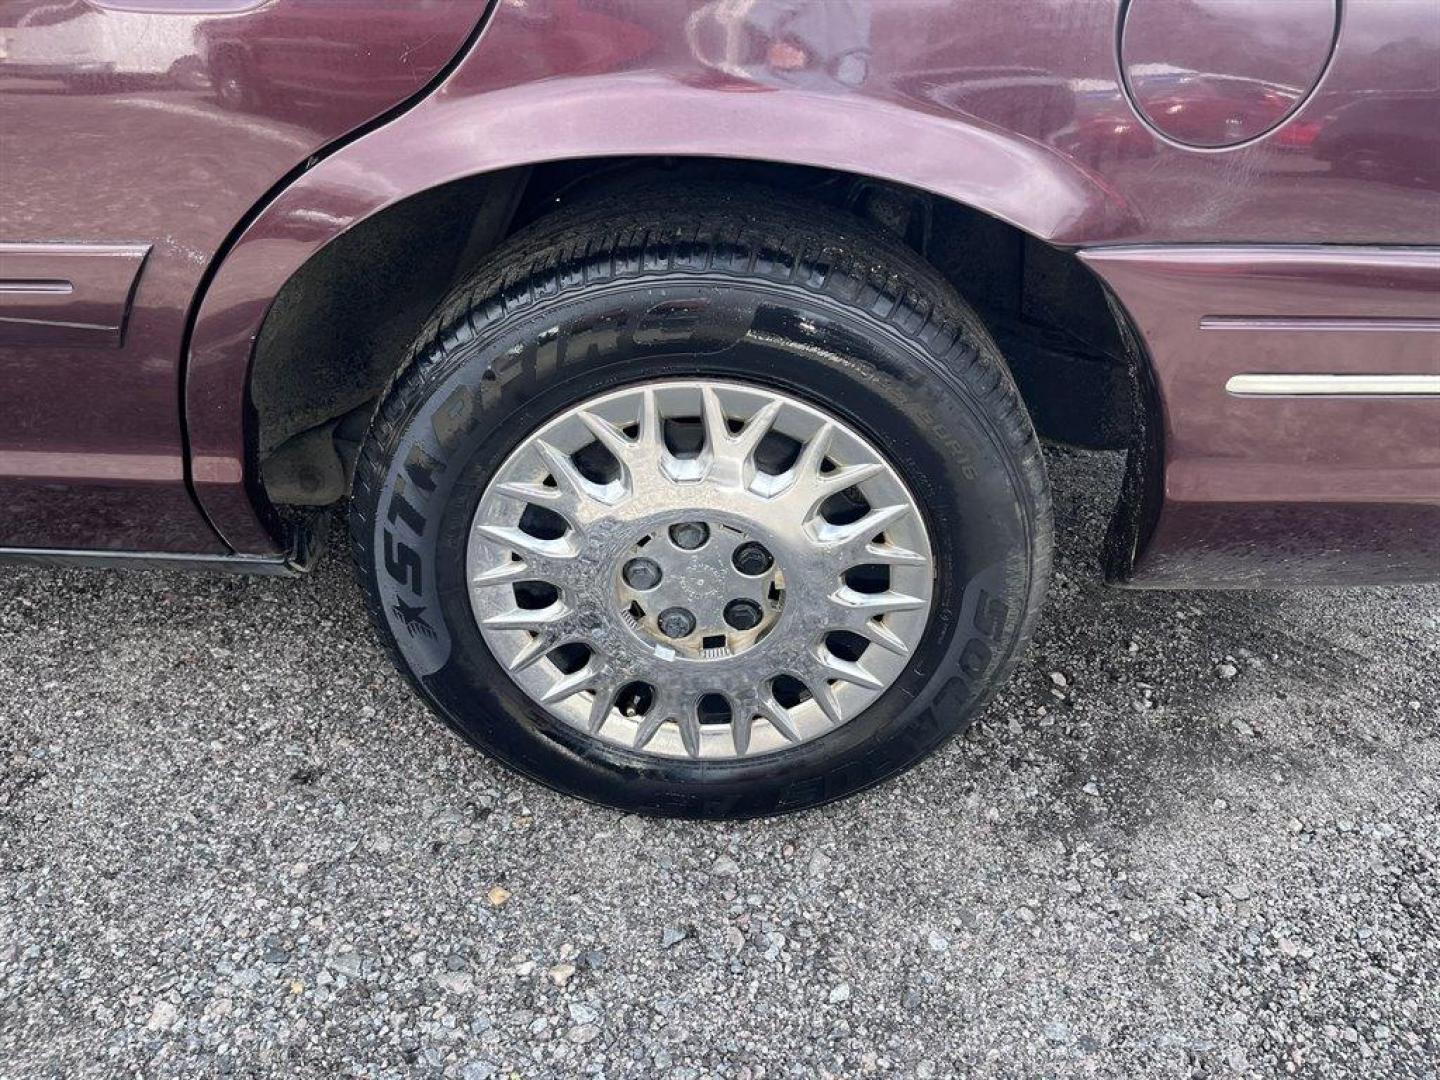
[349,187,1052,818]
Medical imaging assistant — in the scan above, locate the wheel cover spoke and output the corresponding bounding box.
[466,380,934,761]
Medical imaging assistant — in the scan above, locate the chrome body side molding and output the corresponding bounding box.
[1226,374,1440,396]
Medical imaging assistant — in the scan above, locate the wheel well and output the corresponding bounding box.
[249,156,1143,507]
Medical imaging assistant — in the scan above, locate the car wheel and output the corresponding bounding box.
[349,188,1052,817]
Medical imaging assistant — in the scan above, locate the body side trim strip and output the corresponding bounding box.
[0,547,301,575]
[1202,316,1440,333]
[1225,373,1440,396]
[0,243,151,347]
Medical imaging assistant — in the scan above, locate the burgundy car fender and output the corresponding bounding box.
[184,92,1136,553]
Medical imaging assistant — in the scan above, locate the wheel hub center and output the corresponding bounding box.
[616,519,784,660]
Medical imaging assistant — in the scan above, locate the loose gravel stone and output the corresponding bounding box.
[144,1001,178,1032]
[547,963,576,988]
[1,447,1435,1079]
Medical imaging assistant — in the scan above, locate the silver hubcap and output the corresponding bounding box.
[466,380,934,760]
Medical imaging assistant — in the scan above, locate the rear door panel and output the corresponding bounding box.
[0,0,487,550]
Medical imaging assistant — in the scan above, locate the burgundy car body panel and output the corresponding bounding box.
[3,0,1438,584]
[0,242,149,348]
[0,0,488,551]
[1082,246,1440,586]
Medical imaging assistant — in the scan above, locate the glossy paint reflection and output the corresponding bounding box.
[438,0,1438,244]
[1120,0,1338,147]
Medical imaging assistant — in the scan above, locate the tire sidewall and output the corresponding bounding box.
[360,275,1038,817]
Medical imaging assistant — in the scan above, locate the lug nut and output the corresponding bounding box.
[669,521,709,550]
[623,557,662,590]
[657,607,696,639]
[732,541,773,576]
[724,599,764,632]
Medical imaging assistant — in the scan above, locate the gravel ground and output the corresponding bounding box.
[1,447,1436,1079]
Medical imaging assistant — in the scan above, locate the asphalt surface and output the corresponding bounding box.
[2,447,1436,1079]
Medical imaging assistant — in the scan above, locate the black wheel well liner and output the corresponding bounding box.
[247,155,1151,512]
